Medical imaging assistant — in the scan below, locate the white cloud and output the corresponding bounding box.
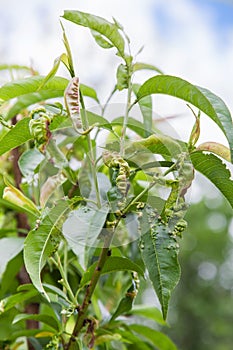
[0,0,233,145]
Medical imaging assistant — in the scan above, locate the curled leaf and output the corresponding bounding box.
[197,142,230,162]
[3,181,40,217]
[64,77,83,133]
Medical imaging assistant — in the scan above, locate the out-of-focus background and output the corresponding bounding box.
[1,1,233,349]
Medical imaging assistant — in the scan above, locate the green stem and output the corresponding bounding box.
[51,253,77,305]
[120,81,132,157]
[123,162,178,214]
[65,230,115,349]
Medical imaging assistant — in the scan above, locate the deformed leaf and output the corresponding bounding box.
[24,200,71,299]
[62,10,125,58]
[190,151,233,209]
[196,142,230,162]
[138,207,180,319]
[136,75,233,162]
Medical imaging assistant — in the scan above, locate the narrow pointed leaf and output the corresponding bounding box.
[13,313,60,332]
[0,238,24,278]
[62,10,125,58]
[0,118,31,156]
[6,90,67,120]
[129,305,166,326]
[0,76,68,101]
[133,84,152,137]
[133,62,163,75]
[190,151,233,209]
[137,75,233,162]
[91,30,114,49]
[37,53,67,90]
[80,84,99,103]
[24,200,70,299]
[79,256,144,289]
[130,324,178,350]
[139,209,180,319]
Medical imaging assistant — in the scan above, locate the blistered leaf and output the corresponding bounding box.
[136,75,233,162]
[62,10,125,58]
[138,207,180,319]
[24,200,70,299]
[116,64,128,91]
[190,151,233,209]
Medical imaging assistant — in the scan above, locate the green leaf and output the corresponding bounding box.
[116,329,152,350]
[0,64,33,72]
[136,75,233,162]
[62,204,109,267]
[0,118,31,156]
[6,90,66,120]
[62,10,125,59]
[0,238,24,278]
[129,305,166,326]
[24,200,70,300]
[125,134,186,159]
[80,84,100,103]
[79,257,144,289]
[18,148,45,179]
[112,116,152,138]
[13,313,60,332]
[133,62,164,75]
[130,324,178,350]
[37,53,68,90]
[91,30,114,49]
[190,151,233,209]
[0,75,68,101]
[0,289,39,314]
[133,84,152,137]
[139,208,180,320]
